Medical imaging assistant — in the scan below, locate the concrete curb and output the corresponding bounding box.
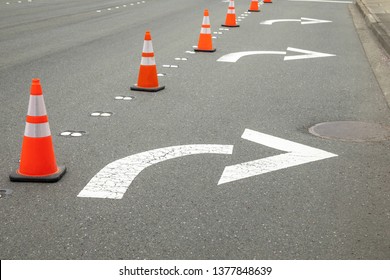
[355,0,390,57]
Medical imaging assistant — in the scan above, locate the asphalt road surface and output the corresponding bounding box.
[1,0,389,259]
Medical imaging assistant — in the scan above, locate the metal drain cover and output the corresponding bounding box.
[309,121,390,142]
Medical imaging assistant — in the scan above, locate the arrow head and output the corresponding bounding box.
[301,17,332,25]
[284,47,336,61]
[218,129,338,185]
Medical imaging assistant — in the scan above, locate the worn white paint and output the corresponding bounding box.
[78,145,234,199]
[261,17,332,25]
[218,129,337,185]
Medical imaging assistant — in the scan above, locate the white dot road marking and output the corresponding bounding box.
[60,131,86,137]
[212,36,217,39]
[174,58,188,61]
[96,10,101,12]
[219,28,229,31]
[71,132,83,137]
[107,8,111,10]
[213,32,223,34]
[91,112,112,117]
[77,144,233,199]
[162,65,179,68]
[115,96,135,100]
[157,73,166,76]
[185,51,196,54]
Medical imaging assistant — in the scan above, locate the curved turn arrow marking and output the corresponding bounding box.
[218,129,338,185]
[78,145,233,199]
[260,18,332,25]
[217,48,336,62]
[217,51,287,63]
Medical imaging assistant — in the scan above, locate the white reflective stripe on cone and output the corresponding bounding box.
[141,57,156,65]
[202,16,210,25]
[200,28,211,34]
[228,9,235,14]
[229,1,235,8]
[142,40,154,53]
[27,95,47,116]
[24,122,51,138]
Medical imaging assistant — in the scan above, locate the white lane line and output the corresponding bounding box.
[185,51,196,54]
[78,144,233,199]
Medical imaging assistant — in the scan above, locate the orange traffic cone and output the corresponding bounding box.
[10,79,66,182]
[249,0,260,12]
[194,9,216,53]
[131,31,165,92]
[222,0,240,27]
[264,0,272,3]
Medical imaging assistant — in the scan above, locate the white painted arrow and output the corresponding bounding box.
[217,48,335,62]
[217,51,287,63]
[284,47,336,61]
[218,129,337,185]
[78,145,233,199]
[260,17,332,25]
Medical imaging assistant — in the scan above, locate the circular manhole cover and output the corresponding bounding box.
[309,121,390,142]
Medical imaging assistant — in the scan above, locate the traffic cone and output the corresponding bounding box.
[222,0,240,27]
[10,79,66,183]
[194,9,216,53]
[249,0,260,12]
[264,0,272,3]
[130,31,165,92]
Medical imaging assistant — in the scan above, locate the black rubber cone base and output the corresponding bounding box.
[248,10,260,12]
[130,85,165,92]
[221,24,240,27]
[194,48,216,53]
[10,165,66,183]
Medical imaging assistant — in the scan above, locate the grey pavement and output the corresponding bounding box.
[0,0,389,260]
[356,0,390,56]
